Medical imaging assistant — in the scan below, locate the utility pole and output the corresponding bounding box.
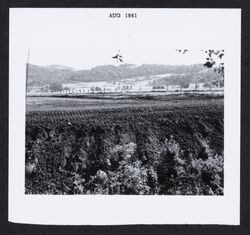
[26,50,30,96]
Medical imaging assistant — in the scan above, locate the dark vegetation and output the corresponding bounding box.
[25,96,224,195]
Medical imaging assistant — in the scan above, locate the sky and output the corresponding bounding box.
[10,9,226,70]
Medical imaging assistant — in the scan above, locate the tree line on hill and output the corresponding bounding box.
[27,63,222,90]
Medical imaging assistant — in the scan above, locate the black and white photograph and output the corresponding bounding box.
[25,51,224,195]
[9,8,240,225]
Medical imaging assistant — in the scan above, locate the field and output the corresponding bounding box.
[25,94,224,195]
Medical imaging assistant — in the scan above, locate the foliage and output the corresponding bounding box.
[176,49,224,78]
[49,82,63,91]
[203,50,224,78]
[25,101,224,195]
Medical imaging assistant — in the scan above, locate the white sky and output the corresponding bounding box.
[10,9,227,70]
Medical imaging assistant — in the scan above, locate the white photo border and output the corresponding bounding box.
[9,8,241,225]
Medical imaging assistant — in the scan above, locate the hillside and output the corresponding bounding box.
[151,68,222,87]
[27,63,222,88]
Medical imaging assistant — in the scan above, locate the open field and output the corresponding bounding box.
[26,93,223,112]
[26,94,224,195]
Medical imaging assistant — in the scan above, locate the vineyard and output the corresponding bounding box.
[25,95,224,195]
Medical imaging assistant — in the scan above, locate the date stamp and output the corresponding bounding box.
[109,13,137,18]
